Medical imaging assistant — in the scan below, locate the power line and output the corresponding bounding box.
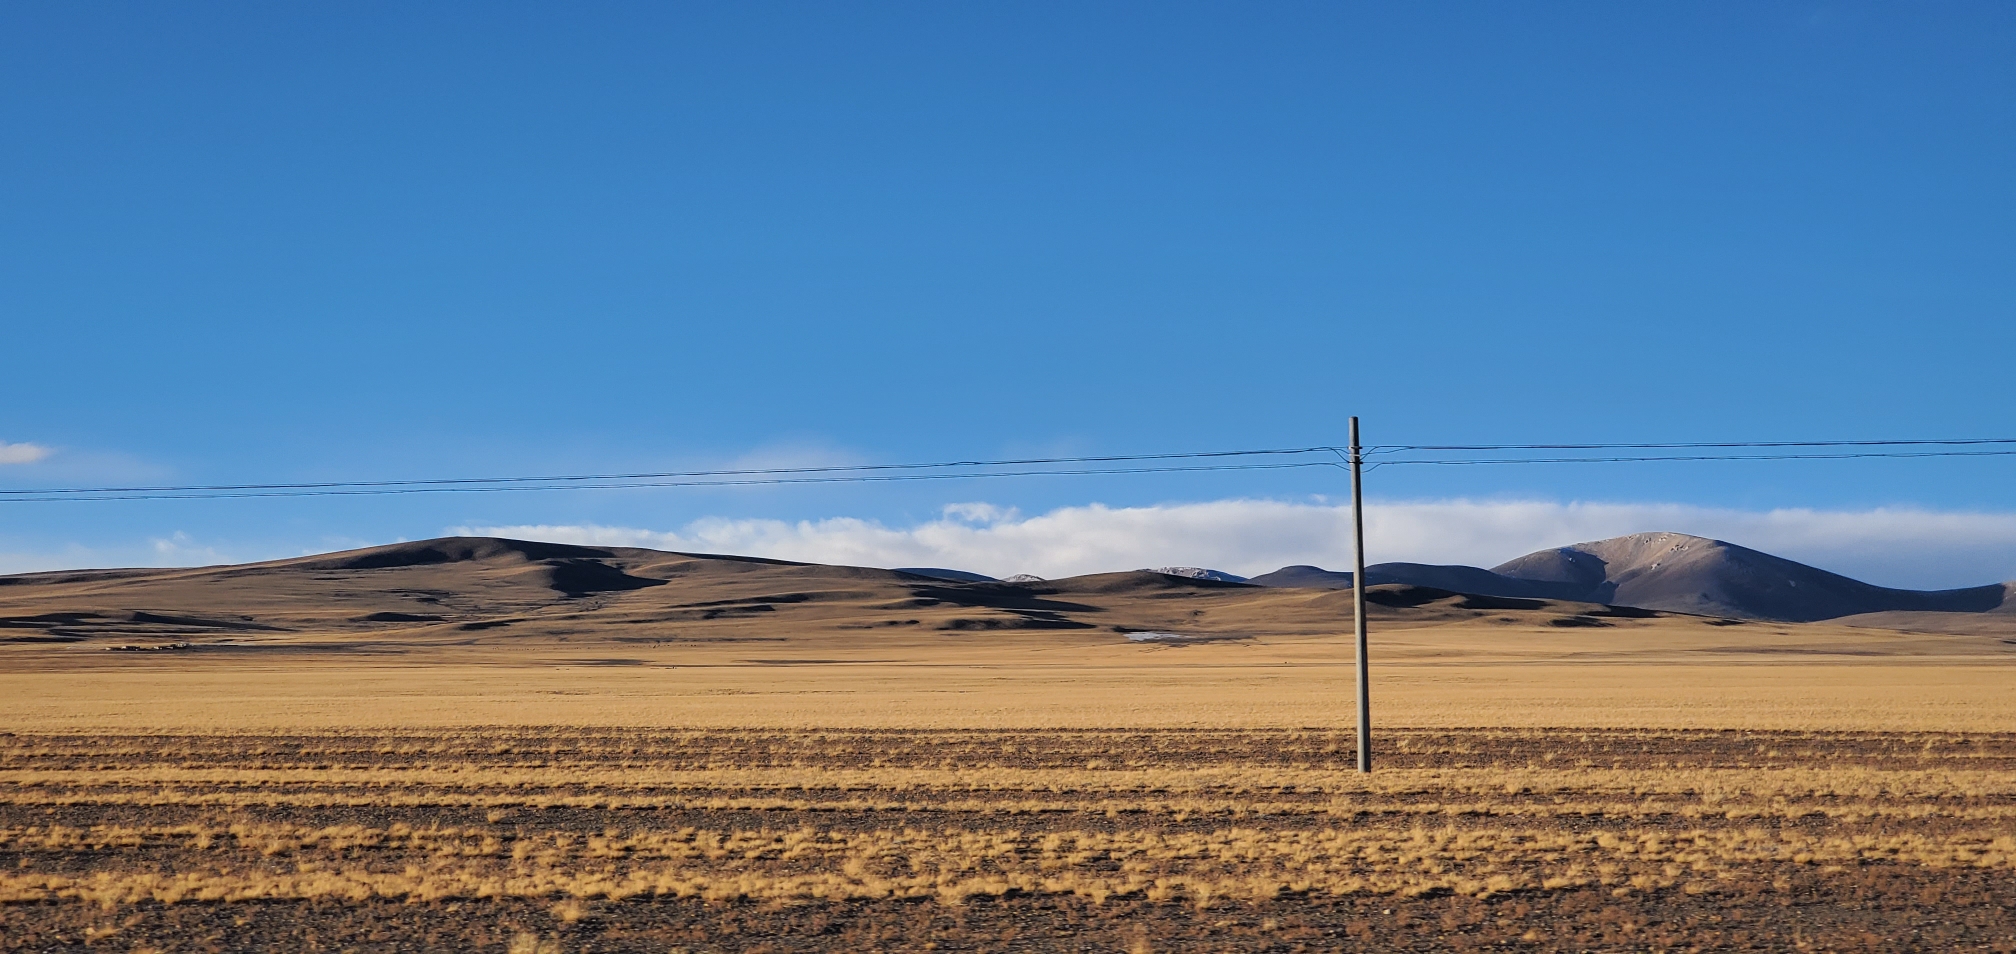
[1377,438,2016,453]
[0,446,1342,498]
[0,460,1345,503]
[1375,449,2016,466]
[4,437,2014,503]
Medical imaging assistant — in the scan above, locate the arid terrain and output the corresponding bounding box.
[4,538,2015,951]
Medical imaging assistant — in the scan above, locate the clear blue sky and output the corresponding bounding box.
[3,2,2013,574]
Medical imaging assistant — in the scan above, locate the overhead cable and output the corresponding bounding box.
[0,446,1342,498]
[0,461,1344,503]
[1377,438,2016,453]
[4,437,2014,503]
[1376,449,2016,466]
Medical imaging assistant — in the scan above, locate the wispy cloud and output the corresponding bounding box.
[148,531,231,567]
[0,442,51,465]
[7,499,2011,587]
[0,532,247,575]
[461,497,2016,590]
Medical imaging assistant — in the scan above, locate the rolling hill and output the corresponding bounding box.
[0,535,1706,655]
[3,533,2012,661]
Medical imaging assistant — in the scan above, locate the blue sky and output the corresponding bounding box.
[3,2,2014,584]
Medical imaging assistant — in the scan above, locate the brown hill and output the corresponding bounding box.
[0,536,1684,655]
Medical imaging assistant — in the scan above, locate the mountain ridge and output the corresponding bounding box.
[1247,531,2013,622]
[3,532,2010,631]
[0,535,1714,650]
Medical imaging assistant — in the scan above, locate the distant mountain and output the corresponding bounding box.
[1000,573,1046,584]
[1494,532,2008,622]
[0,536,1722,650]
[1148,567,1249,583]
[1248,532,2014,623]
[3,534,2009,649]
[894,567,999,583]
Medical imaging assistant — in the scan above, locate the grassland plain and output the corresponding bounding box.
[4,542,2015,950]
[8,618,2016,733]
[2,727,2014,952]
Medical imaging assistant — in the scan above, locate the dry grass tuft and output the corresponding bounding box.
[507,933,560,954]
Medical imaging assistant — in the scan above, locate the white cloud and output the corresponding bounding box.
[0,532,245,575]
[461,497,2016,590]
[942,502,1019,524]
[0,442,51,465]
[148,531,231,567]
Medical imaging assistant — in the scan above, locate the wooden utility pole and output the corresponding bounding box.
[1350,416,1371,773]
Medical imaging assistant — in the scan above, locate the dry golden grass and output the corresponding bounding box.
[4,617,2015,734]
[7,815,2013,910]
[5,729,2013,911]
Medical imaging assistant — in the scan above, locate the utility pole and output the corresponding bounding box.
[1350,416,1371,773]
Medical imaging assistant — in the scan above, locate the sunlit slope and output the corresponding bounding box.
[0,536,1723,653]
[1494,531,2010,621]
[1252,531,2014,623]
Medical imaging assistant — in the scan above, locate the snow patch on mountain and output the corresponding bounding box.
[1147,567,1249,583]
